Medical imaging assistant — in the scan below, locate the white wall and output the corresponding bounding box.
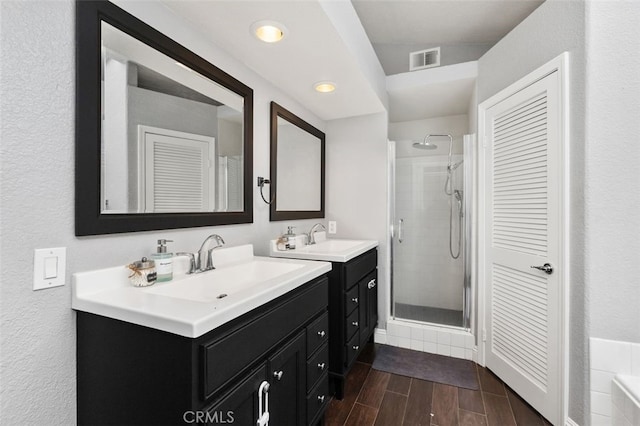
[0,1,331,423]
[584,0,640,344]
[389,114,469,156]
[325,112,389,328]
[477,0,588,422]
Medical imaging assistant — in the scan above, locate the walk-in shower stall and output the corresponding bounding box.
[390,134,473,330]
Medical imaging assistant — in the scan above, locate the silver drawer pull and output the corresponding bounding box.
[317,330,326,338]
[351,297,358,303]
[317,362,326,370]
[367,279,376,289]
[352,345,359,351]
[317,395,325,404]
[351,321,359,327]
[273,370,283,381]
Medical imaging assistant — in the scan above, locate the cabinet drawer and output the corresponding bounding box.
[344,249,377,290]
[306,311,329,356]
[344,285,359,315]
[202,277,328,399]
[306,373,329,425]
[345,308,359,342]
[306,343,328,392]
[345,329,361,367]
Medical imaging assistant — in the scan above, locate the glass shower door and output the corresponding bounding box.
[391,141,467,328]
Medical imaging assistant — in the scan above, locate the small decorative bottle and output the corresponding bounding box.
[151,239,173,282]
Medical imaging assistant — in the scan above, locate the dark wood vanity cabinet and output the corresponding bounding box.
[328,248,378,399]
[77,276,329,426]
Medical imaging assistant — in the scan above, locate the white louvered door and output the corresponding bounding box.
[143,131,213,213]
[483,71,561,424]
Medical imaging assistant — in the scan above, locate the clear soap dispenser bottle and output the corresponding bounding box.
[285,226,297,250]
[151,239,173,282]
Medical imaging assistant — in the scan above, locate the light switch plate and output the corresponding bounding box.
[34,247,66,290]
[328,221,337,234]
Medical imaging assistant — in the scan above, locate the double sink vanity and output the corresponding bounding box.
[73,235,378,425]
[73,3,376,424]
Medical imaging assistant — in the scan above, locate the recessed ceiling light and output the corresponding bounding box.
[251,20,287,43]
[314,81,337,93]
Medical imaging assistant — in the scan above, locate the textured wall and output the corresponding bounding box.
[0,1,327,423]
[477,0,588,422]
[584,1,640,344]
[325,112,389,329]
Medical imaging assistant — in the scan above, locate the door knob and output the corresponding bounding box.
[530,263,553,275]
[273,370,283,381]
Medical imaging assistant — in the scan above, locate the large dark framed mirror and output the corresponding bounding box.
[76,1,253,236]
[270,102,325,221]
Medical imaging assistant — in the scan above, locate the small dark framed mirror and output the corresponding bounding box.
[76,1,253,236]
[270,102,325,221]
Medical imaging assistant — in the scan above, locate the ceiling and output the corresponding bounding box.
[353,0,544,75]
[160,0,544,122]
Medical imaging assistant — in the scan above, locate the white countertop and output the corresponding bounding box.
[72,244,331,338]
[269,232,378,262]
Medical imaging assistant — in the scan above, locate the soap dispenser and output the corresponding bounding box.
[284,226,297,250]
[151,239,173,282]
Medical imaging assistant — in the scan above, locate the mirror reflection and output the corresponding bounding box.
[275,117,322,211]
[101,22,244,214]
[270,102,325,221]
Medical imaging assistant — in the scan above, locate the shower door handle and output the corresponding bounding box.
[398,219,404,243]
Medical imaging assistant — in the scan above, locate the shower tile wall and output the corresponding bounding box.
[394,155,464,312]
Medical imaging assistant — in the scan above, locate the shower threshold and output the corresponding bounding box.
[395,303,463,328]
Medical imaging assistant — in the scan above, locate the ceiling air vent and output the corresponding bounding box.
[409,47,441,71]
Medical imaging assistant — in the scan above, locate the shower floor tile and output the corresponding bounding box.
[395,303,463,327]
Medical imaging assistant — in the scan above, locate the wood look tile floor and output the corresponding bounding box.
[324,344,551,426]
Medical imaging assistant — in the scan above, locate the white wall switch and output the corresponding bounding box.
[328,221,337,234]
[33,247,66,290]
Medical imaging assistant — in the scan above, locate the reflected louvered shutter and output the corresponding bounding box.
[145,133,210,213]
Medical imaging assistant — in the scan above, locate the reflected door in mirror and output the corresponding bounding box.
[100,21,244,214]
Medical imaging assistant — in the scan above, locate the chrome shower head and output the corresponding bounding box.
[412,140,438,150]
[412,134,446,150]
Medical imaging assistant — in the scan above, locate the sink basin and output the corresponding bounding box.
[72,244,331,337]
[270,233,378,262]
[145,260,305,303]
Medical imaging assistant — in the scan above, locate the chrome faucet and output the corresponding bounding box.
[176,234,225,274]
[197,234,225,272]
[307,223,327,245]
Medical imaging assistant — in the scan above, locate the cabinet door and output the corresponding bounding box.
[268,331,306,426]
[206,363,267,425]
[359,272,378,346]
